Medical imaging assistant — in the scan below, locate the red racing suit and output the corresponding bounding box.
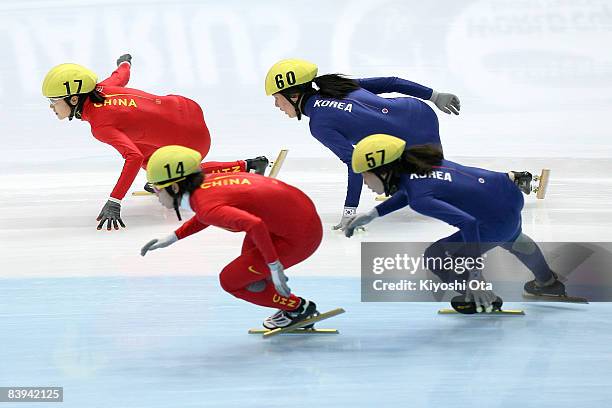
[175,173,323,310]
[80,62,245,200]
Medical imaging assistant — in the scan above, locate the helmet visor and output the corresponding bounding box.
[47,97,63,105]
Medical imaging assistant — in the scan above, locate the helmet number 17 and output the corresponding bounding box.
[63,79,83,95]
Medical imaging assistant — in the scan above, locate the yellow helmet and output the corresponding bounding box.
[42,63,98,98]
[147,146,203,188]
[352,134,406,173]
[265,58,318,96]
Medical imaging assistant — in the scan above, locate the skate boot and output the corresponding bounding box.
[144,182,156,194]
[451,294,503,314]
[524,272,567,297]
[263,298,318,329]
[511,171,533,195]
[245,156,269,175]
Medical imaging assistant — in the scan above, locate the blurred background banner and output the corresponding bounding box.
[1,0,611,164]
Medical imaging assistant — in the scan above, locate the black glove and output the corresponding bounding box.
[96,199,126,231]
[116,54,132,66]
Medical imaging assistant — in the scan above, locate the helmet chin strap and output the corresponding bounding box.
[64,95,84,121]
[281,93,303,120]
[374,169,399,197]
[173,195,182,221]
[165,186,183,221]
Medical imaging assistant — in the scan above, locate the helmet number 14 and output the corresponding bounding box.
[275,71,297,90]
[164,161,185,179]
[63,79,83,95]
[366,150,386,168]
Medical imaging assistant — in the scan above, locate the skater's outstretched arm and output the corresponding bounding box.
[375,190,410,216]
[99,55,131,87]
[310,126,363,229]
[357,77,433,99]
[175,216,210,239]
[310,126,361,206]
[90,125,143,201]
[357,77,460,115]
[204,205,279,264]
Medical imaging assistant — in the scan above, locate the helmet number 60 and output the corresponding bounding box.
[275,71,297,90]
[365,150,386,168]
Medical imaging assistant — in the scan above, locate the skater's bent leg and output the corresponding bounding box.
[232,284,301,311]
[219,248,301,310]
[201,160,246,174]
[424,232,468,286]
[502,232,554,284]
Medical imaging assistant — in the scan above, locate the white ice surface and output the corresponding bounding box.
[1,156,611,279]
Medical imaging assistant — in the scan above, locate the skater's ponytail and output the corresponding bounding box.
[312,74,360,99]
[398,144,444,175]
[371,144,443,196]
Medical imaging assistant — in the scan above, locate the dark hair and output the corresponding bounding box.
[372,144,444,196]
[177,171,205,195]
[397,144,444,174]
[313,74,360,99]
[69,90,106,120]
[87,89,106,104]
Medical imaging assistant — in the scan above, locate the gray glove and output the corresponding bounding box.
[96,199,125,230]
[141,233,178,256]
[429,90,460,115]
[345,208,378,238]
[116,54,132,66]
[268,260,291,297]
[333,206,359,231]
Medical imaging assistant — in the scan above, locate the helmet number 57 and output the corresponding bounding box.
[365,150,386,168]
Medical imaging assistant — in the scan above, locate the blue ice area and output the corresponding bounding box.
[1,276,611,408]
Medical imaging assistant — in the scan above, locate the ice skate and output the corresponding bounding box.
[523,274,588,303]
[448,294,505,314]
[245,156,269,175]
[511,171,533,195]
[511,169,550,199]
[532,169,551,199]
[263,298,318,330]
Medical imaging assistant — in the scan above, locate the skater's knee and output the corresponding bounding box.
[510,233,537,255]
[424,241,446,260]
[245,280,267,293]
[424,244,451,282]
[219,267,239,293]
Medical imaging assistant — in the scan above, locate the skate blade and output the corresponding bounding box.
[438,308,525,315]
[248,328,339,335]
[532,168,550,199]
[267,149,288,179]
[262,308,345,338]
[132,191,154,196]
[375,195,388,202]
[522,292,588,303]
